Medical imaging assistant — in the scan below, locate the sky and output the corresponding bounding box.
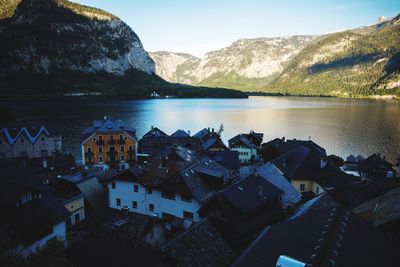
[74,0,399,57]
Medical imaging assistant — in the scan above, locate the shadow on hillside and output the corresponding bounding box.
[308,53,381,74]
[384,53,400,76]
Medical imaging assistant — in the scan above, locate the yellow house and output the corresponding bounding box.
[64,194,85,227]
[291,180,324,195]
[82,116,138,170]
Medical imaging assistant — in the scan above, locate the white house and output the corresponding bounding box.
[107,169,203,227]
[228,134,259,164]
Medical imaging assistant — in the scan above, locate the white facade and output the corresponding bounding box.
[231,146,257,163]
[108,180,202,223]
[13,221,67,257]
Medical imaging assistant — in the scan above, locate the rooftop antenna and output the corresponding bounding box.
[217,123,224,136]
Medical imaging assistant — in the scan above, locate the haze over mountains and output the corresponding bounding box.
[150,15,400,96]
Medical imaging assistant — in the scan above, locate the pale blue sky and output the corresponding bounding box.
[74,0,399,57]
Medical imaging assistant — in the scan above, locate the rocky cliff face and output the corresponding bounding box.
[150,35,317,90]
[0,0,155,78]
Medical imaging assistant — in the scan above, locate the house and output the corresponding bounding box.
[171,129,190,137]
[193,128,228,152]
[139,135,202,155]
[0,167,70,256]
[228,133,260,164]
[353,186,400,243]
[68,209,173,267]
[261,137,326,162]
[270,146,352,195]
[81,116,138,170]
[106,154,232,227]
[161,219,235,267]
[199,174,284,250]
[49,178,86,227]
[232,207,399,267]
[0,125,62,159]
[255,162,302,209]
[205,150,240,171]
[358,153,396,180]
[142,126,168,138]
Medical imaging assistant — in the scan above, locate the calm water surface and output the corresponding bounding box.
[2,96,400,162]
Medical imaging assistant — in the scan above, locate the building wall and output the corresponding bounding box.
[0,136,12,157]
[231,146,257,163]
[291,180,324,195]
[64,196,85,226]
[82,132,137,168]
[32,132,60,157]
[12,134,34,158]
[14,221,67,257]
[108,180,201,222]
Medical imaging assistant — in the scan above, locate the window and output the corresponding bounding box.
[120,146,124,151]
[162,212,175,222]
[181,193,192,203]
[132,201,137,209]
[121,155,125,161]
[99,135,103,141]
[134,184,139,192]
[116,198,121,206]
[74,213,80,223]
[41,150,47,158]
[99,156,103,162]
[110,135,114,140]
[149,203,154,212]
[66,217,72,227]
[183,211,194,220]
[129,145,133,151]
[98,147,103,153]
[300,184,306,191]
[147,188,153,194]
[161,190,175,200]
[88,157,92,163]
[93,137,96,141]
[120,134,124,140]
[87,147,92,153]
[316,186,320,194]
[111,182,116,189]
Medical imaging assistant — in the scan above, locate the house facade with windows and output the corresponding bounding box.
[81,116,138,170]
[0,167,70,256]
[228,132,262,164]
[107,169,203,226]
[0,126,62,159]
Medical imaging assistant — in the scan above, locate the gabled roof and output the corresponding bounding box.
[222,174,283,215]
[271,146,322,181]
[82,116,137,144]
[161,219,235,267]
[353,186,400,228]
[229,134,258,149]
[233,207,399,267]
[142,127,168,138]
[0,126,51,145]
[205,150,240,170]
[171,129,190,137]
[201,137,227,151]
[358,153,393,173]
[193,128,210,140]
[256,162,302,206]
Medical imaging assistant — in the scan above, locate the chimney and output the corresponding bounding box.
[151,125,154,130]
[208,127,210,132]
[282,136,286,142]
[212,128,214,133]
[188,130,191,136]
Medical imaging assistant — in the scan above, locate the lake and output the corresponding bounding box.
[2,96,400,162]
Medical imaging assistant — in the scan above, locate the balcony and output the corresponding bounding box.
[108,139,116,145]
[85,151,94,157]
[118,139,125,145]
[96,140,104,146]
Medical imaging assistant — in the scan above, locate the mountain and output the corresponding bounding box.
[0,0,246,98]
[150,36,317,90]
[151,15,400,97]
[264,15,400,97]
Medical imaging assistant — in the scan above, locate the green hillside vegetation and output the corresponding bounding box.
[197,71,279,91]
[264,23,400,97]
